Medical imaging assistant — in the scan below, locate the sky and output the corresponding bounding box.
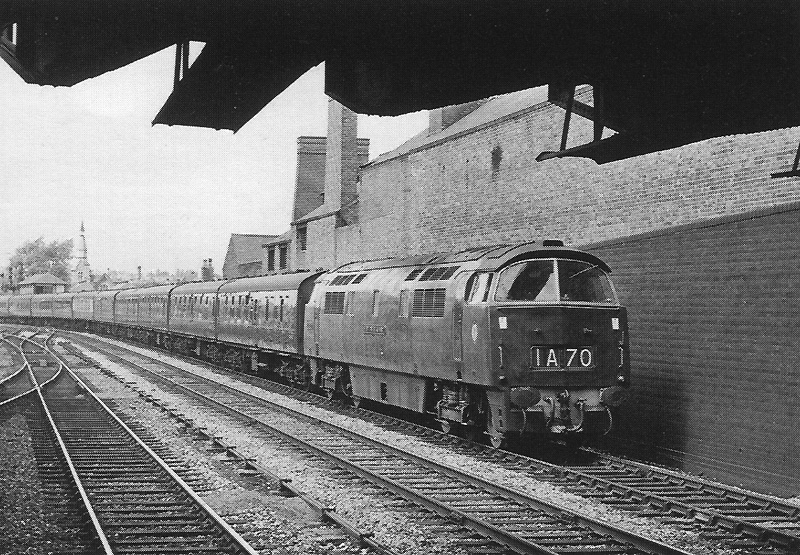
[0,44,429,276]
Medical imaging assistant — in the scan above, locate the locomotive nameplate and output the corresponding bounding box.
[530,346,594,369]
[363,325,387,336]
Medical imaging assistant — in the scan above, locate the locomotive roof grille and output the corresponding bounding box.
[418,266,460,281]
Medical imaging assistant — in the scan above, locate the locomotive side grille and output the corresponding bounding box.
[405,268,424,280]
[324,291,346,314]
[352,273,368,284]
[411,288,446,317]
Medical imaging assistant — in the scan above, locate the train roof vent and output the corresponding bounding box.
[441,266,459,280]
[352,273,368,284]
[419,267,439,281]
[419,266,460,281]
[405,268,424,280]
[542,239,564,247]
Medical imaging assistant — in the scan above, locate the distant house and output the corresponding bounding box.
[222,233,277,279]
[18,272,67,294]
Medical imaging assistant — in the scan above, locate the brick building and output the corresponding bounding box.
[222,233,276,278]
[273,88,800,495]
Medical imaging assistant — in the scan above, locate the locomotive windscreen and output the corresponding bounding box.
[495,259,616,303]
[558,260,616,303]
[496,260,558,302]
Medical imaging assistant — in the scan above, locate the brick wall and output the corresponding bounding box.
[342,92,800,495]
[586,204,800,496]
[360,94,800,256]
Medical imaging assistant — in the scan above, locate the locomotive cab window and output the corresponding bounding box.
[558,260,617,303]
[466,272,494,303]
[495,259,617,304]
[495,260,558,302]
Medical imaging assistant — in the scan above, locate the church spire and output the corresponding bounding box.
[77,221,87,260]
[72,221,91,287]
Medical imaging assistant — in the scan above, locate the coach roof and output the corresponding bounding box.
[219,271,322,294]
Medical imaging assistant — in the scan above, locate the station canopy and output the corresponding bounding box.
[2,1,799,163]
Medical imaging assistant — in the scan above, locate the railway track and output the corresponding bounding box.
[66,330,800,555]
[66,331,700,555]
[0,334,37,403]
[4,333,260,555]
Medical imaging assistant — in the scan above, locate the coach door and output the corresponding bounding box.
[212,296,220,339]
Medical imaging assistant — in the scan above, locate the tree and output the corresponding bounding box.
[7,237,73,286]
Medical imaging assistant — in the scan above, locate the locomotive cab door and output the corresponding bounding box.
[461,271,494,384]
[451,272,470,379]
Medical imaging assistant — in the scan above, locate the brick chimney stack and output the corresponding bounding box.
[325,99,365,211]
[292,136,327,222]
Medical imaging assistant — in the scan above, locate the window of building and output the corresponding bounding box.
[267,248,275,271]
[296,226,307,251]
[491,145,503,172]
[279,245,288,269]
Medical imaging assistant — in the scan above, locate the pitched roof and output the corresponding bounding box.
[368,86,552,166]
[18,272,67,285]
[262,229,293,247]
[224,233,276,265]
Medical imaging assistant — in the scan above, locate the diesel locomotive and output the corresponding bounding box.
[0,241,629,447]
